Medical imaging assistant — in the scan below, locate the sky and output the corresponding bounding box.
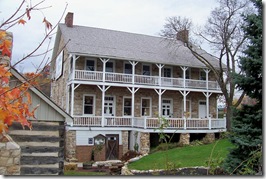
[1,0,219,73]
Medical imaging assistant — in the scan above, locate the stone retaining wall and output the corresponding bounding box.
[0,140,21,175]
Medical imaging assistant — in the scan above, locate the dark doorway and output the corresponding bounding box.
[106,134,119,160]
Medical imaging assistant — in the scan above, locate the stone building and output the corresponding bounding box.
[50,12,226,162]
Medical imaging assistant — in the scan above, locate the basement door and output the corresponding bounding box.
[106,134,119,160]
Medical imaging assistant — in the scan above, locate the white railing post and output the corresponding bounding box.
[144,117,147,129]
[184,117,187,130]
[208,117,211,129]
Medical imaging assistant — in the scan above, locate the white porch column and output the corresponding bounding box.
[180,66,188,88]
[68,54,73,76]
[203,92,212,129]
[70,83,74,116]
[127,87,139,123]
[156,64,164,86]
[97,85,110,127]
[180,90,190,129]
[66,84,70,113]
[154,89,166,117]
[100,58,109,82]
[71,55,79,80]
[70,84,80,116]
[129,61,138,84]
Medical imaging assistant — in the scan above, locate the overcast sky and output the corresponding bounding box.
[1,0,220,72]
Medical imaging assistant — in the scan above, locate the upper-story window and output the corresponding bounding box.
[163,67,172,77]
[199,69,206,80]
[124,63,132,74]
[141,98,151,117]
[123,97,132,116]
[85,59,95,71]
[83,95,95,115]
[185,68,191,79]
[142,64,151,76]
[106,61,114,72]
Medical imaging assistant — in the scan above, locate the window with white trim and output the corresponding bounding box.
[199,69,206,80]
[142,65,151,76]
[163,67,172,77]
[106,61,114,72]
[84,95,94,115]
[162,99,173,117]
[104,96,115,116]
[88,138,94,145]
[124,63,132,74]
[123,97,132,116]
[185,68,191,79]
[85,59,95,71]
[141,98,151,116]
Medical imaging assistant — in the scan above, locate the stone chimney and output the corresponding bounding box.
[176,29,189,44]
[0,30,12,67]
[65,12,74,27]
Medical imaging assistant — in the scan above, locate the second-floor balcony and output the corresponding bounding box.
[71,70,220,90]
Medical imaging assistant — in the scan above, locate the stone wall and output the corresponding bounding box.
[122,131,129,155]
[139,132,150,154]
[65,130,76,160]
[50,42,70,110]
[179,133,190,145]
[0,140,20,175]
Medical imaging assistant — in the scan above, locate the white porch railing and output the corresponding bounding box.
[73,116,226,131]
[73,70,220,90]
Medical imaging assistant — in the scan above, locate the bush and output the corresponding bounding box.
[64,163,78,171]
[121,150,142,162]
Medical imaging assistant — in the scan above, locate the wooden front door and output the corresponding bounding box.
[106,134,119,160]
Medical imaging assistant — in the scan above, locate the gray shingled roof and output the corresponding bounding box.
[58,23,221,68]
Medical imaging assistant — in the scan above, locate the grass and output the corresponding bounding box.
[128,139,234,170]
[64,171,109,176]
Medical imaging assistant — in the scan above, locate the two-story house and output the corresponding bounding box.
[50,12,226,162]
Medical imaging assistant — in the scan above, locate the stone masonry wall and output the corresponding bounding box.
[122,131,129,155]
[139,132,150,154]
[65,130,76,161]
[0,140,21,175]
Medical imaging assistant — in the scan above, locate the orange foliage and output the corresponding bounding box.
[0,31,12,57]
[0,30,38,134]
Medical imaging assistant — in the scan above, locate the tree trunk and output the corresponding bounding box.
[226,105,233,131]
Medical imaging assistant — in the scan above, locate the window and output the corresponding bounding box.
[124,63,132,74]
[199,69,206,80]
[106,61,114,72]
[88,138,94,145]
[162,99,173,117]
[85,59,95,71]
[142,65,151,76]
[123,98,132,116]
[141,98,151,116]
[163,67,172,77]
[185,68,191,79]
[104,96,115,116]
[84,95,94,115]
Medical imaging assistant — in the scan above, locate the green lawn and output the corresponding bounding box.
[128,139,234,170]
